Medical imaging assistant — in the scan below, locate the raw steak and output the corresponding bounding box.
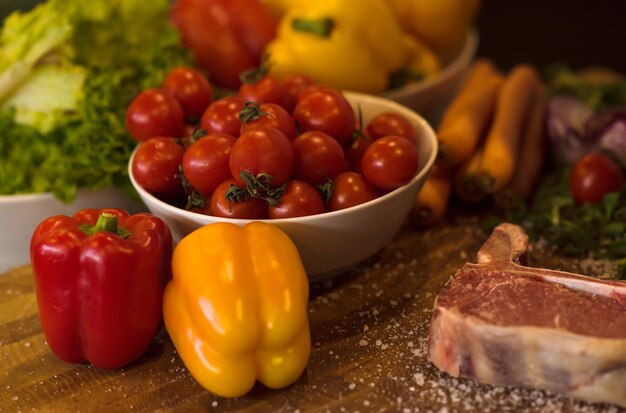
[428,223,626,407]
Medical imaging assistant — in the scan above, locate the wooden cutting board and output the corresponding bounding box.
[0,219,619,412]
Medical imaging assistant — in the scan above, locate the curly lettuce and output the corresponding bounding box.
[0,0,192,202]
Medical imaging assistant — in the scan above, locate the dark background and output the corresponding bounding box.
[2,0,626,73]
[475,0,626,72]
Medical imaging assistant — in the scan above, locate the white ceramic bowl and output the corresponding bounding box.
[0,187,146,272]
[382,30,478,124]
[129,92,438,282]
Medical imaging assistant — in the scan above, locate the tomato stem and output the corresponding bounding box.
[186,190,205,210]
[239,101,268,125]
[317,178,334,205]
[239,170,285,207]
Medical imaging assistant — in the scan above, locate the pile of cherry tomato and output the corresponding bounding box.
[127,66,421,219]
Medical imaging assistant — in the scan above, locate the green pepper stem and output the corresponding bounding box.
[80,212,131,238]
[291,17,335,37]
[94,212,118,234]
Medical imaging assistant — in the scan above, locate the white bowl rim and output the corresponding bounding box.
[129,91,438,225]
[381,29,479,100]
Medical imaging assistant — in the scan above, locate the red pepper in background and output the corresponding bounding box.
[30,209,172,369]
[170,0,277,90]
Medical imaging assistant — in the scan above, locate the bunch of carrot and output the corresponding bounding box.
[411,59,547,228]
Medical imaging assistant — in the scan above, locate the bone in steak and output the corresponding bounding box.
[428,223,626,407]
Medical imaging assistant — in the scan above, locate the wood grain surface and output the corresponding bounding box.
[0,218,622,413]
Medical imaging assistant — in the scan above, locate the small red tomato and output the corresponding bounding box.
[238,75,289,109]
[131,137,184,199]
[229,126,294,187]
[361,136,420,190]
[328,172,378,211]
[162,67,213,119]
[570,152,625,204]
[125,89,185,141]
[366,112,417,146]
[292,130,345,185]
[208,179,268,219]
[181,133,236,196]
[343,134,371,173]
[268,180,326,219]
[280,74,315,112]
[295,84,335,102]
[292,88,355,145]
[239,102,297,140]
[201,96,246,137]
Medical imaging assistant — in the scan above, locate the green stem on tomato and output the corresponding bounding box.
[239,101,268,126]
[239,169,285,207]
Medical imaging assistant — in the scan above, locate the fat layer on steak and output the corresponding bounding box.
[428,223,626,407]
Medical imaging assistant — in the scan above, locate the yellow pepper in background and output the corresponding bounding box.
[163,222,311,398]
[387,33,441,89]
[385,0,481,62]
[265,0,408,94]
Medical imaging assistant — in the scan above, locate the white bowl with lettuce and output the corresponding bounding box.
[0,0,192,271]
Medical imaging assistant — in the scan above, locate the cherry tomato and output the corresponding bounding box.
[295,84,335,102]
[208,179,268,219]
[280,74,315,112]
[268,180,325,219]
[343,134,371,173]
[366,112,417,145]
[181,133,236,196]
[201,96,246,137]
[328,172,378,211]
[229,126,294,187]
[125,89,185,141]
[292,130,345,185]
[131,137,184,199]
[570,152,625,204]
[361,136,420,190]
[239,102,297,140]
[162,67,213,119]
[292,88,355,145]
[238,75,289,109]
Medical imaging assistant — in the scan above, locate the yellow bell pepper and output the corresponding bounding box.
[388,33,441,88]
[265,0,408,94]
[163,222,311,398]
[385,0,481,62]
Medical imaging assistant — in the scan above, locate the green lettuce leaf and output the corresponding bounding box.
[0,0,192,202]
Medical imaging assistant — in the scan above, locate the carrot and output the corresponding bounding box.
[436,60,504,168]
[454,147,488,204]
[439,59,497,119]
[476,64,541,193]
[411,163,452,228]
[494,81,548,210]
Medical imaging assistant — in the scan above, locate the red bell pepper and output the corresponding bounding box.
[170,0,277,90]
[30,208,172,369]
